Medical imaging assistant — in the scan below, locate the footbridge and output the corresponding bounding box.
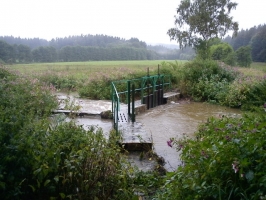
[111,66,180,150]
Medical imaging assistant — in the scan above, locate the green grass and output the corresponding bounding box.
[7,60,182,80]
[9,60,176,72]
[237,62,266,77]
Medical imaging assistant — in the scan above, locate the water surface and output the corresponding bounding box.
[137,101,241,171]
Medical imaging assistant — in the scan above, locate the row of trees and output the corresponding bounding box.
[1,22,265,64]
[209,39,252,67]
[0,35,193,63]
[0,34,127,50]
[224,24,266,62]
[0,41,169,63]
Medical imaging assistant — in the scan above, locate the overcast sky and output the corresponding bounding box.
[1,0,265,44]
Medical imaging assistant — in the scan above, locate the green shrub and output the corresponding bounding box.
[38,72,80,91]
[0,67,57,199]
[0,67,135,199]
[180,60,239,99]
[236,46,252,67]
[219,75,266,109]
[157,112,266,199]
[78,79,112,100]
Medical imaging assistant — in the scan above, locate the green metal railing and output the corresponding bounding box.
[111,82,120,133]
[111,67,171,133]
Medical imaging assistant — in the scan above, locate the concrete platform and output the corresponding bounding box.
[118,92,180,151]
[118,120,153,151]
[163,92,180,103]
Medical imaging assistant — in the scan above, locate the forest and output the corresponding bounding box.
[0,34,191,63]
[224,24,266,62]
[0,24,265,64]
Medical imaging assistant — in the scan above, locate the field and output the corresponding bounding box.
[8,60,180,79]
[237,62,266,77]
[9,60,266,78]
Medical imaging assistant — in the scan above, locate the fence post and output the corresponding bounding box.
[131,84,135,122]
[127,81,131,117]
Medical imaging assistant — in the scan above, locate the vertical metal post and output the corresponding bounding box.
[153,77,156,107]
[147,83,150,109]
[141,78,144,104]
[116,99,119,133]
[131,84,135,122]
[127,81,131,116]
[111,85,114,116]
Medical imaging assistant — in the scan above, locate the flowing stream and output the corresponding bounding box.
[56,93,241,171]
[137,101,241,171]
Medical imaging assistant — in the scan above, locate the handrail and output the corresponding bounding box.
[111,73,172,133]
[111,82,120,133]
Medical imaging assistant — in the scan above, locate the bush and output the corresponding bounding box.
[180,60,239,100]
[219,75,266,109]
[157,112,266,199]
[210,43,236,66]
[0,67,134,199]
[236,46,252,67]
[38,71,80,91]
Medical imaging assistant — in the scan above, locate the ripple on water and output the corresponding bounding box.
[137,102,241,171]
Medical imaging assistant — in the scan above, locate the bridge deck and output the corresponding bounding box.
[118,104,152,151]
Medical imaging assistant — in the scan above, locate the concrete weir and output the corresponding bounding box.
[119,92,180,151]
[52,92,180,151]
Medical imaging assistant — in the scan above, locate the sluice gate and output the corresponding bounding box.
[111,66,177,150]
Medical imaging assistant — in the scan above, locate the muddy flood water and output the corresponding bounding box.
[137,101,241,171]
[56,93,241,171]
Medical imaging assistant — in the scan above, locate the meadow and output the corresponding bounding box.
[8,60,179,79]
[238,62,266,77]
[9,60,265,79]
[8,60,266,100]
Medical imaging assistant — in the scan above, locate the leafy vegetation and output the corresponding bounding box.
[1,57,266,199]
[0,66,132,199]
[210,42,236,66]
[224,24,266,62]
[156,111,266,199]
[0,35,182,63]
[167,0,238,60]
[236,46,252,67]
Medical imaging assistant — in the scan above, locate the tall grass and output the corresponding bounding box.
[8,60,180,76]
[237,62,266,77]
[7,60,183,94]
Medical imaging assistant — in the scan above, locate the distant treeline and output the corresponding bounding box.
[0,34,192,63]
[1,24,265,64]
[224,24,266,62]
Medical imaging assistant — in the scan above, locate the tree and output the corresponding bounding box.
[17,44,32,63]
[0,40,15,63]
[210,42,236,65]
[251,25,266,62]
[168,0,239,59]
[236,45,252,67]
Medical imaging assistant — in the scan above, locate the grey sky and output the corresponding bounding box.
[1,0,265,44]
